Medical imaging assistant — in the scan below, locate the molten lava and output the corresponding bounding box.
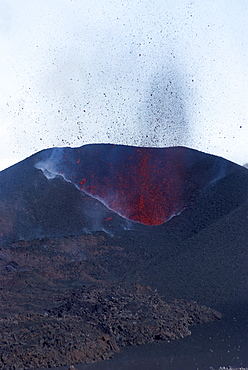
[52,144,217,226]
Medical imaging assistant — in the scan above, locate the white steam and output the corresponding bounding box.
[35,148,63,179]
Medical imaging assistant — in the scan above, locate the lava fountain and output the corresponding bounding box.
[36,144,231,226]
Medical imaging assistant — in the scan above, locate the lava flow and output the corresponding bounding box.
[40,144,228,226]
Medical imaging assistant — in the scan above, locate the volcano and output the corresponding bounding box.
[0,144,248,244]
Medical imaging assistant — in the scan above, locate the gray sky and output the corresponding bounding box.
[0,0,248,170]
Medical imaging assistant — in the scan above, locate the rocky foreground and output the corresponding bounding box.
[0,233,221,370]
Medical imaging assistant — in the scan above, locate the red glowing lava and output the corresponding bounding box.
[104,149,183,225]
[60,145,190,226]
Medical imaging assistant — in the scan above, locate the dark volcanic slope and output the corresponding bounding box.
[0,148,126,245]
[0,144,248,245]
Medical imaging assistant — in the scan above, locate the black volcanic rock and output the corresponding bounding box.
[0,234,221,370]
